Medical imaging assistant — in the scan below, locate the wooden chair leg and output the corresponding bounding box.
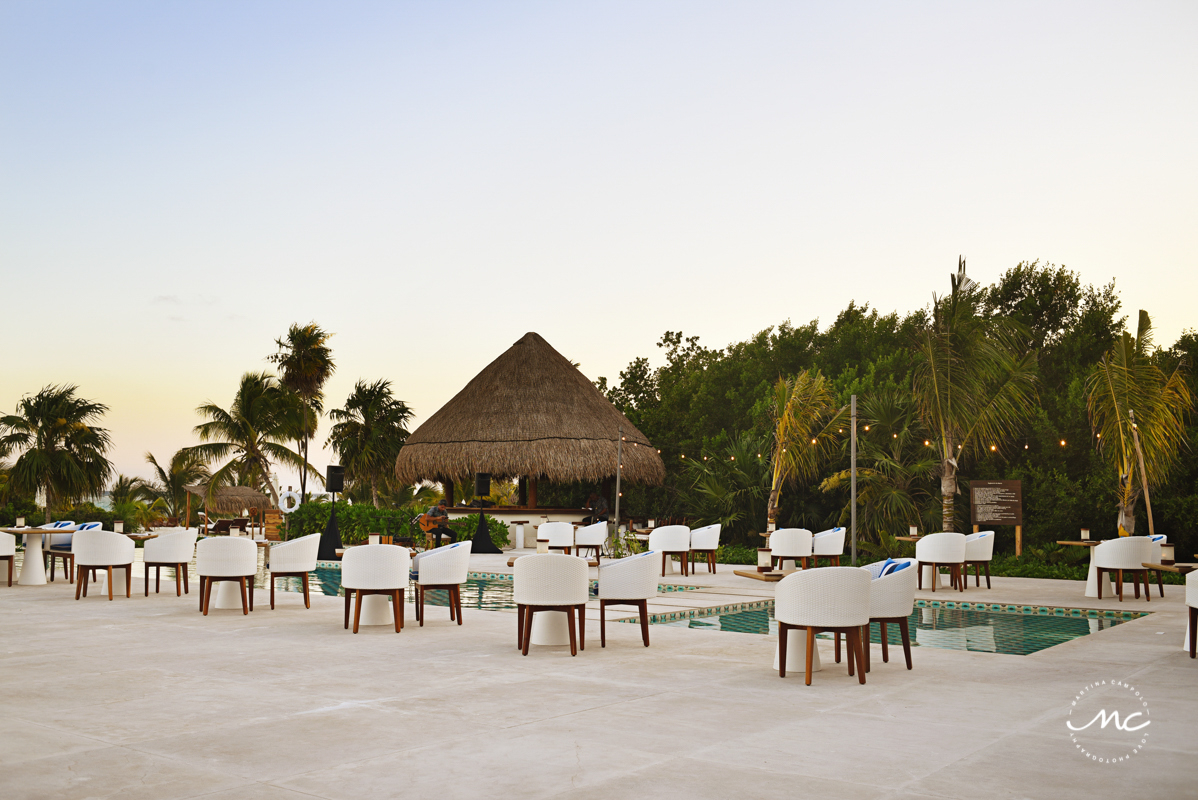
[75,565,84,599]
[984,562,991,589]
[393,589,402,632]
[106,566,113,601]
[846,629,856,677]
[522,606,533,655]
[145,562,150,596]
[175,565,182,596]
[834,631,841,663]
[248,578,254,611]
[302,573,310,608]
[455,585,463,626]
[917,562,923,590]
[1132,570,1140,599]
[899,616,913,669]
[270,575,276,610]
[1097,568,1104,600]
[930,564,937,592]
[353,591,363,633]
[880,621,889,663]
[516,602,523,646]
[578,604,585,651]
[155,565,161,594]
[419,586,425,627]
[400,588,406,630]
[639,599,650,646]
[863,624,871,673]
[125,564,131,598]
[344,590,352,629]
[600,600,607,648]
[199,575,205,610]
[778,622,789,677]
[1190,607,1197,659]
[805,627,816,686]
[183,566,189,594]
[1156,570,1164,598]
[203,577,213,615]
[567,607,578,656]
[854,628,867,684]
[661,552,667,577]
[238,576,248,615]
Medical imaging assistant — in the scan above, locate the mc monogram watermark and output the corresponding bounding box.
[1067,680,1151,763]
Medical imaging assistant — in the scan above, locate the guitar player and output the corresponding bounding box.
[422,500,456,547]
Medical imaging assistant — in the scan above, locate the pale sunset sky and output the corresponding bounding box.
[2,1,1195,488]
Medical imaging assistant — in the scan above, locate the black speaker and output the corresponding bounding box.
[474,472,490,498]
[326,465,345,494]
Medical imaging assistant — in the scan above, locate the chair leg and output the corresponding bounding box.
[344,590,352,629]
[419,586,426,628]
[239,577,248,615]
[199,575,205,610]
[1156,570,1164,598]
[455,585,463,626]
[917,562,923,590]
[75,565,84,600]
[1097,568,1104,600]
[661,552,667,577]
[516,602,523,646]
[156,565,161,594]
[175,565,182,597]
[353,591,363,633]
[125,564,131,598]
[183,566,189,594]
[931,564,937,592]
[203,577,213,615]
[1132,570,1140,599]
[271,575,276,610]
[834,631,841,663]
[302,573,310,608]
[578,604,585,651]
[522,606,533,655]
[880,621,889,663]
[899,616,913,669]
[805,627,816,686]
[145,562,150,596]
[778,622,789,678]
[639,599,650,646]
[600,600,607,648]
[248,578,254,611]
[393,590,402,633]
[863,624,871,673]
[853,628,867,684]
[984,562,991,589]
[846,629,855,677]
[1190,607,1197,659]
[567,606,578,656]
[1117,570,1124,602]
[400,588,406,630]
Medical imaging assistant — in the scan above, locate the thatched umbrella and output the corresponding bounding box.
[185,484,271,533]
[394,332,665,499]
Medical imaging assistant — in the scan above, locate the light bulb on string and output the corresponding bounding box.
[924,440,930,446]
[1060,439,1067,447]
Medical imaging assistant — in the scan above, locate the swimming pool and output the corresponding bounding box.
[642,599,1147,656]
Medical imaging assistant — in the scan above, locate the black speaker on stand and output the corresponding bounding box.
[317,465,346,561]
[471,472,502,554]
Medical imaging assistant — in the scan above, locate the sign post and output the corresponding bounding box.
[969,480,1023,556]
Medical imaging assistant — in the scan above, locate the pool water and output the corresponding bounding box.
[651,600,1146,656]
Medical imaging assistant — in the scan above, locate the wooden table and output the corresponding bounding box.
[732,568,798,583]
[1056,540,1113,598]
[507,555,599,568]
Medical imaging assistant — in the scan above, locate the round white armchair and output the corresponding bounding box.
[143,530,198,597]
[915,532,967,593]
[196,536,259,615]
[513,554,589,656]
[774,567,871,685]
[73,530,136,601]
[267,533,321,609]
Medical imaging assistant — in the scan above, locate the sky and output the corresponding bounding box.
[2,1,1196,489]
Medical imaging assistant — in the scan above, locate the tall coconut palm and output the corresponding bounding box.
[267,323,335,501]
[765,370,847,531]
[912,258,1039,531]
[145,448,210,520]
[0,385,114,524]
[191,372,317,506]
[326,379,413,508]
[1086,310,1192,535]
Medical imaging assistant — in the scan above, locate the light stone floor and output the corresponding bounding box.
[2,553,1195,800]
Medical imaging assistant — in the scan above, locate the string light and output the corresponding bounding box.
[924,440,930,446]
[1060,439,1067,447]
[990,445,997,452]
[1024,443,1029,450]
[810,438,817,445]
[893,433,898,439]
[864,425,870,431]
[730,456,735,461]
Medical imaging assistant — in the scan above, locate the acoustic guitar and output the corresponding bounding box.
[419,514,447,533]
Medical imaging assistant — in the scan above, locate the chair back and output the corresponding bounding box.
[1093,537,1152,571]
[597,551,658,600]
[1139,536,1163,565]
[964,531,995,561]
[775,567,870,628]
[647,525,690,553]
[513,553,589,606]
[417,541,472,585]
[811,527,847,556]
[769,528,812,558]
[690,524,721,551]
[77,522,102,531]
[342,544,409,590]
[540,521,574,548]
[268,533,321,573]
[915,532,967,563]
[0,532,15,557]
[73,530,135,567]
[53,520,76,529]
[1187,570,1197,609]
[195,536,258,577]
[863,558,917,618]
[145,530,199,563]
[574,522,608,547]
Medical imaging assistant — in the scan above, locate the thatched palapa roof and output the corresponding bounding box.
[394,332,665,485]
[185,484,271,514]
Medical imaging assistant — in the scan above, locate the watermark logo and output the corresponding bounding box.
[1067,680,1150,763]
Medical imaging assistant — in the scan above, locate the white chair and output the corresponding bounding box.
[1186,571,1196,660]
[514,553,589,656]
[775,567,871,685]
[915,532,967,593]
[414,540,472,626]
[1093,537,1153,602]
[963,531,996,589]
[73,530,135,601]
[573,522,608,562]
[647,525,691,577]
[341,544,409,633]
[541,522,574,554]
[689,524,722,573]
[196,536,259,615]
[812,527,847,566]
[0,532,14,587]
[768,528,813,570]
[861,558,917,672]
[267,533,320,609]
[143,530,198,597]
[597,551,658,647]
[49,521,102,583]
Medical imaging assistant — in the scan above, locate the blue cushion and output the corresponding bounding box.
[889,561,910,574]
[876,558,895,577]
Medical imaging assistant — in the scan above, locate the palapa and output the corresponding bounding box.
[394,332,665,486]
[184,484,270,515]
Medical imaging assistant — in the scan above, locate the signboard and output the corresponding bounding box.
[970,480,1022,526]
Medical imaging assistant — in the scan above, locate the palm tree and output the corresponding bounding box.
[0,385,113,524]
[912,259,1038,531]
[326,379,413,508]
[109,474,159,532]
[145,448,210,521]
[1086,310,1192,535]
[685,431,772,542]
[267,323,335,502]
[191,372,317,506]
[765,371,847,531]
